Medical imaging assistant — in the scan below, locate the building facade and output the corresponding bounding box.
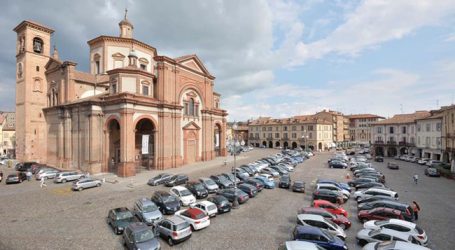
[348,114,385,145]
[415,114,442,160]
[248,116,333,151]
[371,111,430,157]
[14,17,227,176]
[437,105,455,166]
[313,110,347,145]
[0,112,16,157]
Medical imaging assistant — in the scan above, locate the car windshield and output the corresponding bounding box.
[134,229,155,243]
[374,220,388,226]
[193,183,205,191]
[207,205,217,211]
[321,230,334,241]
[116,211,133,220]
[368,229,381,236]
[325,218,338,228]
[163,195,177,203]
[175,222,190,231]
[294,182,304,187]
[143,204,158,213]
[180,189,192,196]
[204,179,216,185]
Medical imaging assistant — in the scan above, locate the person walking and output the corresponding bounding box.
[411,201,421,220]
[0,171,3,182]
[26,170,32,181]
[40,177,47,188]
[413,174,419,184]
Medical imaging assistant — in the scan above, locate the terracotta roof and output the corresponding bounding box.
[347,114,385,119]
[373,111,430,125]
[73,71,109,84]
[416,113,443,121]
[249,115,332,125]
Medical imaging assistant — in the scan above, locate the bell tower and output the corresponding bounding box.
[119,9,134,38]
[13,20,54,162]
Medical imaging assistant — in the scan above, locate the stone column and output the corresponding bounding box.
[220,118,227,156]
[118,109,136,177]
[157,111,173,169]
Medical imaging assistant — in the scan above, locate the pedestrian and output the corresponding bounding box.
[26,170,32,181]
[40,177,47,188]
[413,174,418,184]
[0,171,3,182]
[411,201,421,220]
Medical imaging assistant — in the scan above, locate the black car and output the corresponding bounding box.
[292,181,305,193]
[221,173,241,184]
[387,162,399,170]
[358,200,414,221]
[278,175,291,189]
[356,195,397,205]
[151,191,181,215]
[312,189,343,204]
[107,207,136,234]
[329,161,347,169]
[5,172,27,184]
[243,178,264,191]
[217,188,250,204]
[237,183,258,198]
[185,181,208,199]
[147,173,172,186]
[210,175,233,189]
[207,195,232,213]
[356,174,385,183]
[355,182,385,190]
[271,166,288,175]
[165,174,189,187]
[375,156,384,162]
[348,178,377,187]
[15,161,37,172]
[240,165,255,176]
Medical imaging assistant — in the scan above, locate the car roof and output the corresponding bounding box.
[137,198,154,206]
[386,219,416,228]
[113,207,130,213]
[128,222,149,231]
[166,215,186,224]
[197,200,214,206]
[185,207,205,217]
[297,214,325,222]
[370,207,401,214]
[295,225,323,235]
[300,207,327,213]
[172,186,188,191]
[154,190,170,196]
[285,241,320,250]
[373,228,412,238]
[314,199,335,206]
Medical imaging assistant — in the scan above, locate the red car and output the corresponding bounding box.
[298,207,351,229]
[357,207,404,223]
[312,200,348,217]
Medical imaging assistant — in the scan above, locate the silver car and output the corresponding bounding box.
[54,171,85,183]
[199,177,219,193]
[35,169,60,180]
[71,178,102,191]
[156,216,192,246]
[133,198,163,226]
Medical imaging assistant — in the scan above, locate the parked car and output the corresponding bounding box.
[426,160,441,167]
[363,219,428,246]
[387,162,399,170]
[237,183,258,198]
[15,161,37,172]
[356,228,422,246]
[417,158,429,165]
[358,201,414,222]
[35,169,60,180]
[185,181,209,199]
[133,198,163,226]
[175,207,210,231]
[292,181,305,193]
[207,195,232,214]
[362,240,431,250]
[278,241,325,250]
[329,160,348,169]
[292,225,347,250]
[297,214,346,240]
[210,175,233,189]
[122,222,160,250]
[243,178,265,191]
[312,189,345,204]
[253,175,275,189]
[5,172,27,184]
[217,188,250,204]
[354,188,398,201]
[374,156,384,162]
[107,207,136,234]
[348,178,377,187]
[424,167,440,177]
[151,191,181,215]
[317,179,352,193]
[54,171,85,183]
[279,175,291,189]
[170,186,196,206]
[355,182,385,190]
[221,173,241,184]
[71,178,102,191]
[316,183,349,198]
[298,207,351,230]
[191,200,218,218]
[312,200,348,217]
[165,174,189,187]
[261,167,280,177]
[147,173,172,186]
[199,177,219,193]
[357,195,397,205]
[156,216,192,246]
[358,207,406,223]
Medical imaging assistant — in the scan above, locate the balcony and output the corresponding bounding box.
[387,141,397,145]
[399,141,415,147]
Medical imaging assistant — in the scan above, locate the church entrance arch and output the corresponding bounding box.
[214,123,221,156]
[135,118,156,171]
[183,122,200,164]
[107,119,120,174]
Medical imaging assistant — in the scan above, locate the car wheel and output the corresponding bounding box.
[168,237,174,246]
[358,239,368,246]
[78,187,83,191]
[62,179,67,183]
[114,227,119,235]
[96,183,101,187]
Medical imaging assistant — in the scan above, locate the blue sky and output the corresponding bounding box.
[0,0,454,121]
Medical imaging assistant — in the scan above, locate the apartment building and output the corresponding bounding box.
[415,114,443,160]
[348,114,385,145]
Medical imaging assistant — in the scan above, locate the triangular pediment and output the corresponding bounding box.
[182,60,203,73]
[183,121,201,130]
[45,58,62,71]
[175,55,212,77]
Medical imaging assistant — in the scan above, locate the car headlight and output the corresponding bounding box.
[343,246,347,249]
[118,227,124,231]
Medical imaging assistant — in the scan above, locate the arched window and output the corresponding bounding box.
[189,98,195,116]
[33,37,43,54]
[33,78,42,92]
[94,53,101,74]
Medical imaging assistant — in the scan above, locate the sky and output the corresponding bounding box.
[0,0,454,121]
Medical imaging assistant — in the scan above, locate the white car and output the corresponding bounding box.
[190,200,218,217]
[316,183,350,199]
[35,169,60,180]
[175,207,210,231]
[363,219,428,246]
[170,186,196,206]
[278,163,294,172]
[417,158,429,165]
[280,241,325,250]
[356,228,421,246]
[354,188,398,201]
[297,214,346,240]
[362,241,431,250]
[261,167,280,177]
[260,174,274,182]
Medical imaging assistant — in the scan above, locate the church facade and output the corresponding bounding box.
[13,16,227,176]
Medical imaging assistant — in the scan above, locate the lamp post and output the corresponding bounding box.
[301,130,309,151]
[229,122,244,209]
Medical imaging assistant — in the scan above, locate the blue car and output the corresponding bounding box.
[293,225,347,250]
[253,176,275,189]
[317,179,351,193]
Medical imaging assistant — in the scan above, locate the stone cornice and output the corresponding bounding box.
[107,67,156,79]
[201,109,228,117]
[87,36,157,55]
[13,20,54,34]
[155,56,216,80]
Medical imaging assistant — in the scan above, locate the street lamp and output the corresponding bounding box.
[301,130,309,151]
[228,122,245,209]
